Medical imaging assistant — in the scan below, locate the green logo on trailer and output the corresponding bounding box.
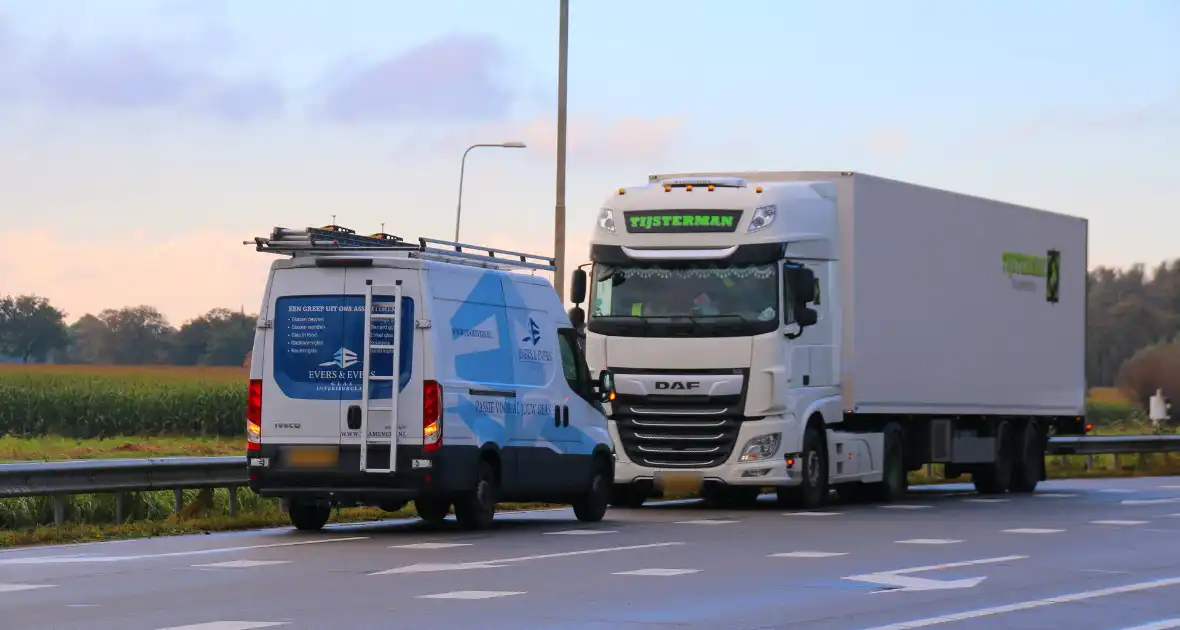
[1001,250,1060,303]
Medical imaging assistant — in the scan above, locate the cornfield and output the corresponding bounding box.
[0,365,248,438]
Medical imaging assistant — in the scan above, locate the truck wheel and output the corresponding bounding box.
[454,459,498,530]
[610,484,646,509]
[288,500,331,531]
[414,497,451,523]
[573,459,611,522]
[869,424,908,502]
[973,420,1014,494]
[777,425,828,509]
[1009,420,1043,493]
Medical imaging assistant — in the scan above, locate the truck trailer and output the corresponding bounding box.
[567,171,1088,509]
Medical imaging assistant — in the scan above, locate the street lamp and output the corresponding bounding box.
[454,141,527,241]
[554,0,569,299]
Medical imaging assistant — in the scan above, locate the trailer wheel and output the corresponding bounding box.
[778,424,828,509]
[1009,420,1043,493]
[973,420,1015,494]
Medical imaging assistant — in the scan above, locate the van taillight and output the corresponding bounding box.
[247,379,262,452]
[423,380,442,452]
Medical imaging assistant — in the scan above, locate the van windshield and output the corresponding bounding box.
[588,261,779,337]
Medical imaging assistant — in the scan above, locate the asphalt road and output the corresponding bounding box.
[3,476,1180,630]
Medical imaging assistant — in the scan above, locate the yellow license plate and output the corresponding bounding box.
[285,446,340,468]
[655,471,704,495]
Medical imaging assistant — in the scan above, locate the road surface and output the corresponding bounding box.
[2,476,1180,629]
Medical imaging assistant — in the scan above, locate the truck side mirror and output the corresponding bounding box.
[796,307,818,327]
[597,369,616,403]
[570,268,588,304]
[568,306,586,329]
[784,266,816,304]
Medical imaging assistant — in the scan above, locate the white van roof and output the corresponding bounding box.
[245,224,556,274]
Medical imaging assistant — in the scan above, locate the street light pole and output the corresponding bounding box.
[554,0,569,300]
[454,141,526,242]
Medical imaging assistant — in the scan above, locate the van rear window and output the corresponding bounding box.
[272,295,414,400]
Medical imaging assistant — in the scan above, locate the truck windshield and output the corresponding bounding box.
[588,261,779,337]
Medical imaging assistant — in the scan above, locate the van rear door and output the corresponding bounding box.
[263,265,348,446]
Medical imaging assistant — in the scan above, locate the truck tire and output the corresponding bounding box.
[869,423,908,502]
[289,500,331,531]
[973,420,1015,494]
[1009,420,1043,493]
[414,497,451,523]
[777,424,828,509]
[454,459,498,530]
[572,459,611,522]
[610,484,647,509]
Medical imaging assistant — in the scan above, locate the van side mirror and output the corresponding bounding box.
[596,369,616,403]
[570,268,588,304]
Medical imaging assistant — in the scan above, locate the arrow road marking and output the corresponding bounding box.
[844,555,1028,593]
[369,541,685,576]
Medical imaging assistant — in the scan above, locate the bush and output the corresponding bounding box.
[1086,399,1145,426]
[0,365,246,438]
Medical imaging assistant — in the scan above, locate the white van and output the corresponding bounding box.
[243,225,618,531]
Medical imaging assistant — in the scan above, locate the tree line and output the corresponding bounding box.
[5,258,1180,389]
[0,296,254,367]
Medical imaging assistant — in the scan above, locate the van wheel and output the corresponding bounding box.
[454,459,498,530]
[573,459,611,522]
[1009,420,1043,493]
[414,497,451,523]
[973,420,1014,494]
[289,500,331,531]
[777,424,828,509]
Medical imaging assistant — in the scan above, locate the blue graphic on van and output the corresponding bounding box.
[521,317,541,345]
[273,295,414,400]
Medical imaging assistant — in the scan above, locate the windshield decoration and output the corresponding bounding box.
[623,209,743,233]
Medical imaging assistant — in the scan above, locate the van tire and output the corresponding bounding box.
[454,459,497,530]
[414,497,450,523]
[573,459,611,523]
[288,500,331,531]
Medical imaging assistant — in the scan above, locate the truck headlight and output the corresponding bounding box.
[596,207,616,233]
[739,432,781,462]
[747,205,777,233]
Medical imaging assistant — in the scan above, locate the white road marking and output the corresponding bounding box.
[1099,488,1136,493]
[674,519,738,525]
[769,551,849,558]
[858,576,1180,629]
[613,568,700,576]
[1122,498,1180,505]
[783,511,843,517]
[1159,485,1180,490]
[370,541,685,576]
[1120,618,1180,630]
[0,536,368,566]
[389,542,473,549]
[1036,493,1078,498]
[543,529,618,535]
[417,590,524,600]
[1091,520,1149,526]
[879,504,932,510]
[191,560,291,569]
[1002,528,1064,534]
[962,498,1008,503]
[844,555,1027,593]
[0,583,55,593]
[896,539,962,545]
[153,623,289,630]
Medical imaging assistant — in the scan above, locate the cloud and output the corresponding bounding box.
[316,33,515,124]
[405,113,686,164]
[0,227,274,326]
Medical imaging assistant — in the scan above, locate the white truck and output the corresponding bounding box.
[567,171,1088,509]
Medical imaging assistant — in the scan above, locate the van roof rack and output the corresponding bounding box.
[245,226,556,273]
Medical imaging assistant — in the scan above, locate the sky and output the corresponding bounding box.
[0,0,1177,326]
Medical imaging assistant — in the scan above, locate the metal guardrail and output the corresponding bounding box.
[0,435,1177,526]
